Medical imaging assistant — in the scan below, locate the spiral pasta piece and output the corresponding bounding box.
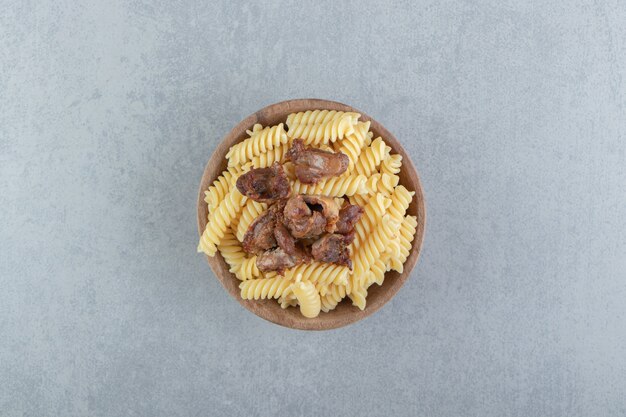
[353,137,388,176]
[226,123,288,167]
[236,200,267,242]
[316,174,367,196]
[198,188,247,256]
[286,110,360,145]
[278,292,298,309]
[381,153,402,175]
[364,173,400,196]
[352,214,398,280]
[292,174,367,197]
[348,193,370,207]
[388,185,415,223]
[216,230,246,273]
[283,262,349,287]
[335,121,371,168]
[317,144,335,153]
[290,180,316,195]
[390,215,418,272]
[291,281,321,318]
[367,252,391,287]
[352,193,392,251]
[348,285,368,310]
[204,169,238,213]
[235,256,261,281]
[250,143,289,168]
[320,284,347,312]
[239,276,293,300]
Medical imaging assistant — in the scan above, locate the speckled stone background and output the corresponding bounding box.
[1,1,625,416]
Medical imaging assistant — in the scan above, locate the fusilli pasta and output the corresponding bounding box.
[286,110,360,145]
[292,174,367,197]
[217,230,246,274]
[334,121,371,168]
[364,173,400,195]
[352,193,392,251]
[320,284,347,312]
[235,256,261,281]
[352,214,399,281]
[390,215,418,272]
[204,168,238,213]
[283,262,349,287]
[198,109,420,318]
[236,200,267,242]
[239,276,293,300]
[198,188,246,256]
[291,280,321,318]
[250,143,289,168]
[388,185,414,223]
[353,137,388,176]
[380,153,402,175]
[226,123,288,167]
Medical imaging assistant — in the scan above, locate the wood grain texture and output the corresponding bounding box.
[197,99,426,330]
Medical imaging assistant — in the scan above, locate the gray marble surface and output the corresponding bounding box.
[1,1,625,416]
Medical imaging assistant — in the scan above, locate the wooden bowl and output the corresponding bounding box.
[197,99,426,330]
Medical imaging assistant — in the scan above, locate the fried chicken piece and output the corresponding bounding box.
[242,209,276,254]
[310,233,354,269]
[235,163,291,203]
[335,203,363,234]
[282,195,327,239]
[285,139,349,184]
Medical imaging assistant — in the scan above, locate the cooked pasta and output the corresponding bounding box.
[283,262,349,287]
[352,193,392,251]
[198,109,420,318]
[239,276,293,300]
[250,143,289,168]
[348,284,368,310]
[335,121,372,168]
[235,256,261,281]
[217,230,246,274]
[348,193,370,207]
[278,292,298,309]
[389,215,418,273]
[388,185,414,223]
[204,168,237,213]
[352,214,399,280]
[226,123,288,167]
[292,174,367,197]
[198,188,247,256]
[286,110,360,145]
[364,173,400,195]
[320,284,348,312]
[235,200,267,242]
[291,280,321,318]
[381,153,402,175]
[367,252,391,287]
[353,137,388,176]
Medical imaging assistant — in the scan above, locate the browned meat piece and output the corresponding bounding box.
[274,222,296,256]
[311,233,353,269]
[242,209,276,254]
[256,245,310,274]
[285,139,349,184]
[335,203,363,234]
[302,195,340,233]
[282,195,327,239]
[235,163,291,203]
[256,247,297,274]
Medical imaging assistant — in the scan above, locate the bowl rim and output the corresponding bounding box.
[197,98,426,330]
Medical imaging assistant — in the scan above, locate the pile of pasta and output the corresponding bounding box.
[198,110,418,318]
